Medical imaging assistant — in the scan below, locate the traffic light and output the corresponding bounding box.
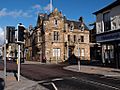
[6,26,15,43]
[18,23,25,42]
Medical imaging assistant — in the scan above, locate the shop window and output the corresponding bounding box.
[110,45,114,59]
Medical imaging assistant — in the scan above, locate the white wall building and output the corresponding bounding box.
[0,45,3,58]
[93,0,120,68]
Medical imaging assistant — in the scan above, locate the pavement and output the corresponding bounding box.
[64,65,120,78]
[23,61,120,78]
[0,71,48,90]
[0,61,120,90]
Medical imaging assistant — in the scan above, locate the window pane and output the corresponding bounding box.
[53,31,59,41]
[53,49,60,57]
[70,26,74,31]
[74,35,76,42]
[57,49,60,57]
[103,12,111,31]
[53,49,55,56]
[81,48,85,56]
[81,36,84,42]
[54,19,58,26]
[68,35,70,41]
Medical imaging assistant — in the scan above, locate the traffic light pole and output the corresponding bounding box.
[17,23,25,81]
[18,44,20,81]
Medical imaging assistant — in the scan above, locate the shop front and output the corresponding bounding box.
[96,30,120,68]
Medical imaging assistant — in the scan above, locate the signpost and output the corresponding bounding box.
[18,44,20,81]
[3,24,25,82]
[78,39,80,72]
[17,23,25,81]
[4,26,15,85]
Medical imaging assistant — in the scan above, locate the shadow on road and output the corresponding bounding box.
[0,78,4,90]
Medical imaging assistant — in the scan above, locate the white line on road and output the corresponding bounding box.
[80,78,120,90]
[104,74,120,77]
[52,78,63,81]
[38,78,63,84]
[71,77,77,79]
[51,82,58,90]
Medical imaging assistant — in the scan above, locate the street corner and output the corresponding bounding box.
[6,76,17,81]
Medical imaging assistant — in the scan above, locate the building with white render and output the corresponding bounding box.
[93,0,120,68]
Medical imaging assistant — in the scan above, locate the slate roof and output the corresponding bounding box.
[66,20,89,30]
[37,11,89,30]
[93,0,120,15]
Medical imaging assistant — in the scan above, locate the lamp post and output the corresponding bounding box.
[56,49,58,64]
[4,27,7,85]
[78,39,80,72]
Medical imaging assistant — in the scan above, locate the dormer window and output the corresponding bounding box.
[70,25,74,31]
[79,23,84,31]
[69,22,74,31]
[43,22,46,30]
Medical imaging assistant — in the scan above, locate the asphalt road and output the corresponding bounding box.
[21,63,120,90]
[39,77,119,90]
[0,61,120,90]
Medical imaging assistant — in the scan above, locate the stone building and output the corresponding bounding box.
[89,23,101,62]
[24,26,33,61]
[27,8,90,64]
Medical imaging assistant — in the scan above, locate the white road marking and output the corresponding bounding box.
[51,82,58,90]
[42,82,51,85]
[37,78,62,90]
[71,77,77,79]
[100,75,120,81]
[52,78,63,81]
[38,78,63,84]
[104,75,120,77]
[38,77,120,90]
[80,78,120,90]
[38,80,49,83]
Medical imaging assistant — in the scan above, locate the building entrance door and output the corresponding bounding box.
[68,47,74,57]
[114,43,120,68]
[68,46,76,64]
[118,46,120,68]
